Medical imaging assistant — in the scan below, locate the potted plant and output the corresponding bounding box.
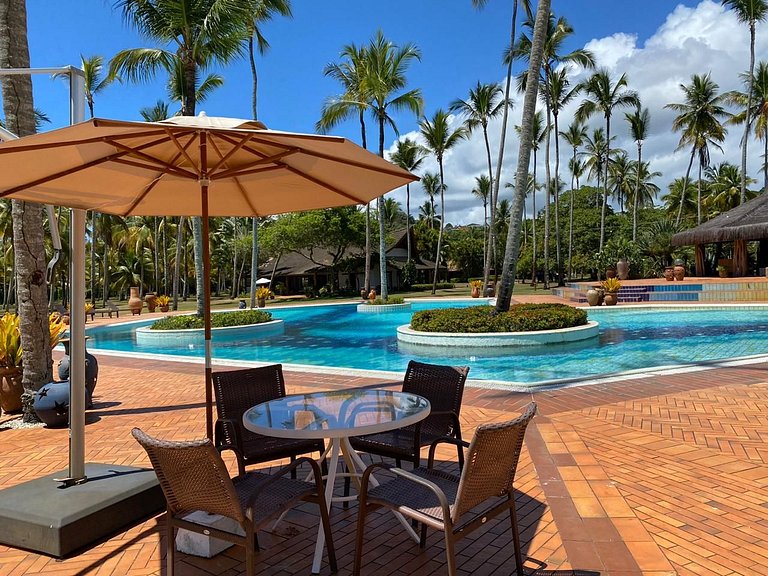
[469,280,482,298]
[600,277,622,306]
[717,264,728,278]
[85,303,94,322]
[156,295,171,313]
[256,287,272,308]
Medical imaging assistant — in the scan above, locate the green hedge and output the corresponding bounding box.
[409,283,455,292]
[410,304,587,333]
[368,296,405,305]
[150,310,273,330]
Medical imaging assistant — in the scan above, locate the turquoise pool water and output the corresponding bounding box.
[85,301,768,385]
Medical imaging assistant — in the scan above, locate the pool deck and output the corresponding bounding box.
[2,339,768,575]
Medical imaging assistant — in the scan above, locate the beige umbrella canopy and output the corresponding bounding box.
[0,114,417,467]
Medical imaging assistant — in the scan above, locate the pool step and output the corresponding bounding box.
[552,281,768,304]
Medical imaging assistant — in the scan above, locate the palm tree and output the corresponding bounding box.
[496,0,551,311]
[318,42,374,294]
[703,162,757,217]
[417,200,439,229]
[449,81,505,288]
[472,174,492,270]
[721,0,768,201]
[560,120,587,279]
[421,172,442,229]
[663,178,697,221]
[364,31,423,300]
[726,61,768,193]
[627,160,661,213]
[390,138,426,263]
[110,0,251,316]
[608,152,633,213]
[576,70,639,251]
[666,73,730,225]
[0,0,52,421]
[515,110,546,285]
[471,0,530,295]
[625,104,650,241]
[419,110,468,295]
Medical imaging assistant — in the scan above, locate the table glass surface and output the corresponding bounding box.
[242,389,430,439]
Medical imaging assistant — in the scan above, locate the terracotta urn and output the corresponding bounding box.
[368,289,377,301]
[471,286,480,298]
[673,265,685,281]
[603,292,619,306]
[128,287,143,315]
[0,366,24,414]
[616,259,629,280]
[144,292,157,312]
[586,288,601,306]
[605,267,617,279]
[664,266,674,281]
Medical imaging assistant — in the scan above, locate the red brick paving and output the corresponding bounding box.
[1,350,768,575]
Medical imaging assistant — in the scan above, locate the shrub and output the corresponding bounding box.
[409,283,455,292]
[410,304,587,333]
[156,295,171,306]
[151,310,272,330]
[368,296,405,305]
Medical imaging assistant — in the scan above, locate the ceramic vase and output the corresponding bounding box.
[586,288,601,306]
[616,259,629,280]
[57,338,99,406]
[673,265,685,281]
[0,366,23,414]
[145,293,157,312]
[128,287,143,315]
[664,267,674,281]
[605,267,617,279]
[471,286,480,298]
[604,292,618,306]
[33,381,92,428]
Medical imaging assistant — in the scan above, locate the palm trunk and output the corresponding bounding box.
[406,184,412,262]
[249,35,258,120]
[154,216,159,292]
[359,111,371,293]
[740,21,756,204]
[497,0,550,312]
[553,111,563,285]
[378,116,388,300]
[481,123,494,289]
[763,133,767,194]
[102,238,109,306]
[249,217,258,308]
[162,217,168,294]
[543,99,552,289]
[90,212,97,304]
[1,0,53,421]
[531,151,537,285]
[599,117,611,251]
[432,157,446,295]
[172,217,184,311]
[697,161,703,225]
[568,145,576,280]
[633,142,641,241]
[676,148,696,225]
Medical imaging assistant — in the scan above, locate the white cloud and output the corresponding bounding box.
[387,0,767,226]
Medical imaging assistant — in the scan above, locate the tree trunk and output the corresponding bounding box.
[249,34,258,120]
[740,20,756,204]
[172,216,184,310]
[0,0,53,421]
[249,217,258,308]
[154,216,159,292]
[531,151,537,285]
[568,144,576,280]
[543,98,552,289]
[553,111,563,285]
[633,142,641,241]
[599,116,611,251]
[90,212,97,304]
[406,184,412,262]
[481,123,494,289]
[496,0,550,312]
[676,147,696,225]
[378,116,388,300]
[432,157,446,295]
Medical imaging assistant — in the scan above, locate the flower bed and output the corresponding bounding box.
[410,304,587,333]
[136,310,284,346]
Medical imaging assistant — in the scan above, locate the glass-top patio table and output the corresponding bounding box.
[243,388,431,574]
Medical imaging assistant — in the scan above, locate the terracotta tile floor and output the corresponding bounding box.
[2,353,768,575]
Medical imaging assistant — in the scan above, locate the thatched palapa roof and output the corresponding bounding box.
[671,192,768,246]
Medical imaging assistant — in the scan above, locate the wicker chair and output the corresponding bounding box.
[353,402,537,576]
[212,365,325,477]
[132,428,337,576]
[349,360,469,469]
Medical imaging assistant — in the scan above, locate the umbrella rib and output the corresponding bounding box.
[207,137,261,216]
[208,132,255,174]
[209,127,345,143]
[0,129,171,154]
[109,141,197,180]
[283,164,366,204]
[165,129,199,175]
[213,149,299,180]
[124,176,165,216]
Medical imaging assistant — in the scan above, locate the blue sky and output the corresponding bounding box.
[10,0,764,224]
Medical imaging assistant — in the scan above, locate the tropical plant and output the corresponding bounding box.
[0,312,22,368]
[576,69,639,251]
[419,110,468,295]
[625,104,651,241]
[721,0,768,200]
[390,138,427,263]
[560,120,587,280]
[155,294,171,307]
[255,286,272,300]
[665,73,730,225]
[600,277,622,293]
[703,162,757,217]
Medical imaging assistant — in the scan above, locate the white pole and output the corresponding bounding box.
[68,68,87,483]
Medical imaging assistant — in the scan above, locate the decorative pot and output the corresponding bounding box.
[368,289,377,301]
[586,288,601,306]
[257,298,266,308]
[145,293,157,312]
[673,265,685,281]
[604,291,619,306]
[57,338,98,407]
[128,287,143,315]
[605,267,617,279]
[0,366,24,414]
[471,286,480,298]
[484,284,496,298]
[160,305,170,313]
[664,266,675,281]
[616,259,629,281]
[360,289,367,300]
[33,381,92,428]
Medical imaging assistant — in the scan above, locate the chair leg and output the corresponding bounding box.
[246,523,256,576]
[290,455,297,479]
[165,514,175,576]
[353,500,370,575]
[444,532,457,576]
[318,495,338,572]
[509,493,525,575]
[419,523,428,549]
[343,470,351,509]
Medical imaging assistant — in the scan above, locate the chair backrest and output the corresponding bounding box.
[212,364,286,426]
[132,428,245,523]
[452,402,537,521]
[402,360,469,437]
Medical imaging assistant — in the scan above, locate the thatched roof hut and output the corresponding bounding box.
[671,193,768,276]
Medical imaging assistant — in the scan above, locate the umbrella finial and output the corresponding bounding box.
[198,111,208,117]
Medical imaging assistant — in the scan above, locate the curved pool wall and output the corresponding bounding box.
[85,301,768,387]
[396,321,599,347]
[135,319,285,346]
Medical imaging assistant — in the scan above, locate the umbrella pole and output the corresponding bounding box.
[200,132,214,440]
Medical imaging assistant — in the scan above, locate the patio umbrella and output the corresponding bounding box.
[254,277,272,285]
[0,113,417,479]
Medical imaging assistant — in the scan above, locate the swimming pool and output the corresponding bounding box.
[85,301,768,386]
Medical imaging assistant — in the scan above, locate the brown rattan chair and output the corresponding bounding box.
[353,402,537,576]
[132,428,337,576]
[349,360,469,470]
[212,365,325,477]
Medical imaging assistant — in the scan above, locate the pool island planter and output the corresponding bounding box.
[136,319,285,346]
[396,320,599,348]
[357,302,412,313]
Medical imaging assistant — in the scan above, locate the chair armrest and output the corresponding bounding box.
[214,418,243,451]
[412,409,462,456]
[427,437,470,469]
[362,464,452,523]
[243,457,322,512]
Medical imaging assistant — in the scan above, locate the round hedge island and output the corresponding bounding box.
[136,310,284,346]
[357,297,412,313]
[397,303,598,348]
